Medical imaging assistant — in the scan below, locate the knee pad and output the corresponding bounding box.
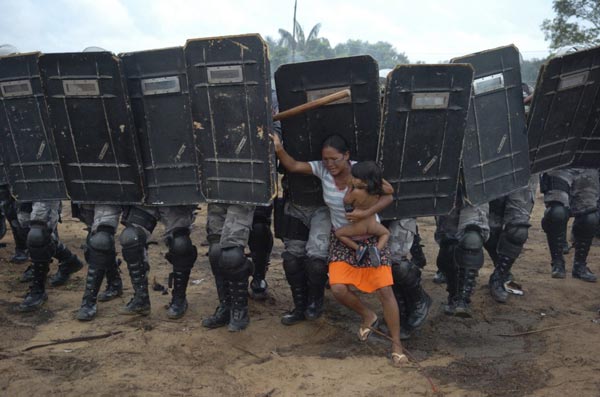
[119,226,147,264]
[165,227,197,271]
[497,224,529,259]
[392,259,421,287]
[456,228,484,270]
[305,257,328,285]
[436,239,458,273]
[573,210,600,241]
[27,221,56,262]
[282,252,305,284]
[219,246,250,278]
[86,225,116,269]
[542,202,569,234]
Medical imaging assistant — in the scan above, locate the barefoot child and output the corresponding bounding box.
[335,161,390,266]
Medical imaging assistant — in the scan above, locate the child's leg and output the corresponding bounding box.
[376,286,403,355]
[335,222,369,250]
[366,220,390,250]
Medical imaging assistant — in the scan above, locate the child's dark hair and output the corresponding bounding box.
[351,161,384,195]
[321,134,350,154]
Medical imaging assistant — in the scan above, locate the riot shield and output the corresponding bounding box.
[0,52,67,201]
[39,51,145,204]
[120,47,202,205]
[452,45,530,204]
[185,34,275,205]
[275,56,380,207]
[378,64,473,219]
[528,46,600,171]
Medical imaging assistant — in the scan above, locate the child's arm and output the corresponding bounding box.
[346,192,393,223]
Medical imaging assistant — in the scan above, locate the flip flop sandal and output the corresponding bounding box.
[358,317,379,341]
[390,352,409,367]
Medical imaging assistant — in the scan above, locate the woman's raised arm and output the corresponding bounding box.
[270,133,313,175]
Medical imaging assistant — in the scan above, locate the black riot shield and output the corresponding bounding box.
[452,45,530,204]
[185,34,275,205]
[275,56,380,207]
[39,52,145,204]
[120,47,202,205]
[378,64,473,220]
[0,52,67,201]
[528,46,600,171]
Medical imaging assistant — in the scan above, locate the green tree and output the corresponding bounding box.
[542,0,600,49]
[334,40,409,68]
[521,57,547,86]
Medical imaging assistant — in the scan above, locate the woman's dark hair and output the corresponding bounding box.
[351,161,384,195]
[321,134,350,154]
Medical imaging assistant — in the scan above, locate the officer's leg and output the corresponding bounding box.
[453,204,489,318]
[540,172,571,278]
[203,204,254,331]
[118,207,156,316]
[49,230,84,287]
[161,206,197,319]
[248,205,273,300]
[17,202,60,312]
[281,240,308,325]
[76,205,121,320]
[386,218,430,337]
[570,169,599,282]
[410,223,427,269]
[0,189,29,263]
[202,203,230,328]
[77,225,115,320]
[435,212,460,313]
[489,180,536,302]
[304,206,331,320]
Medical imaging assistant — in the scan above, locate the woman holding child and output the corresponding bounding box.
[272,133,407,366]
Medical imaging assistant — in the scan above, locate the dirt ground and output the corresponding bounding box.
[0,193,599,397]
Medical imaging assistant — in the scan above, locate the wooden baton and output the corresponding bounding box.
[273,89,351,121]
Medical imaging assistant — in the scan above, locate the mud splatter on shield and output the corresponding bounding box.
[185,34,275,205]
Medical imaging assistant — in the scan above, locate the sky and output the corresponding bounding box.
[0,0,555,63]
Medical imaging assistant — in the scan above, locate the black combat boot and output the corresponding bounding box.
[49,242,84,287]
[202,277,230,328]
[10,223,29,264]
[281,282,307,325]
[228,278,250,332]
[572,238,597,282]
[167,269,191,319]
[410,230,427,269]
[97,259,123,302]
[76,266,106,321]
[542,204,569,279]
[489,255,514,303]
[391,284,412,340]
[119,261,150,316]
[305,258,327,320]
[454,268,478,318]
[20,265,35,283]
[547,230,567,279]
[17,262,49,312]
[443,267,459,316]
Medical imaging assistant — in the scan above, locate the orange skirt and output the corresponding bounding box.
[329,261,393,293]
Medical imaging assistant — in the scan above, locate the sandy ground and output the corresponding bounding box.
[0,193,599,397]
